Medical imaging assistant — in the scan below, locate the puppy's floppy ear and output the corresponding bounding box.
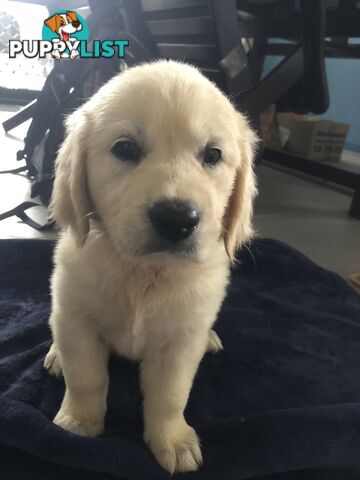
[66,11,78,22]
[50,110,92,247]
[44,15,58,32]
[223,115,258,264]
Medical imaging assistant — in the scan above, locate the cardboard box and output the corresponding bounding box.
[276,113,350,161]
[260,105,289,150]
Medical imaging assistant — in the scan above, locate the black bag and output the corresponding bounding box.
[0,0,157,230]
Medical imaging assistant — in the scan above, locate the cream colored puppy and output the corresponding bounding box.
[44,60,257,474]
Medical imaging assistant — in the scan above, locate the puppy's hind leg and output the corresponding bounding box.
[206,329,223,353]
[44,343,63,377]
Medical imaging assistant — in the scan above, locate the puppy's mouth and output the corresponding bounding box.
[138,240,198,259]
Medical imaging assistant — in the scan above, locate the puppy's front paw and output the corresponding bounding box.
[145,421,202,474]
[54,407,104,437]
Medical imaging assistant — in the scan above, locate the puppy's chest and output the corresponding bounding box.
[97,276,174,360]
[99,299,144,360]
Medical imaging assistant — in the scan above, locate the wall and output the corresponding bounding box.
[322,57,360,152]
[263,50,360,152]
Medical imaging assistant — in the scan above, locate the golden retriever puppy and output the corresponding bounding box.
[44,60,257,474]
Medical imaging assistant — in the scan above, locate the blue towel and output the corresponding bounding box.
[1,238,360,479]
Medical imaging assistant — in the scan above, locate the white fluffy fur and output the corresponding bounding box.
[44,60,257,473]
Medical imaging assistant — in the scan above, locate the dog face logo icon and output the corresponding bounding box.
[44,12,82,42]
[43,10,88,59]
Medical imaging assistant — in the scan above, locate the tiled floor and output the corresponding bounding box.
[0,106,359,276]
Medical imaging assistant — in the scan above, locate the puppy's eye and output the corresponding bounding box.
[203,147,222,167]
[60,20,65,25]
[111,139,140,162]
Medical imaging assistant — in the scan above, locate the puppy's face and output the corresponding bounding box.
[52,62,257,263]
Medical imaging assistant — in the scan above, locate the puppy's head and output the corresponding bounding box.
[51,61,257,264]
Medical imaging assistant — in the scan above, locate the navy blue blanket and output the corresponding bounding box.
[1,238,360,480]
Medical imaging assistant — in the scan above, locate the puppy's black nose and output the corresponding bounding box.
[72,20,80,28]
[149,200,200,242]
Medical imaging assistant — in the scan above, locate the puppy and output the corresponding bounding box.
[44,60,257,473]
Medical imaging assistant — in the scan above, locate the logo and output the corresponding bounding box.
[42,10,89,59]
[9,10,129,60]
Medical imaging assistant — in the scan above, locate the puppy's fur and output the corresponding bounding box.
[44,61,257,473]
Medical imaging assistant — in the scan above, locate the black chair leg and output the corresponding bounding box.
[349,187,360,219]
[2,100,36,133]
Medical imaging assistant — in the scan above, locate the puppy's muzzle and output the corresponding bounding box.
[149,200,200,243]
